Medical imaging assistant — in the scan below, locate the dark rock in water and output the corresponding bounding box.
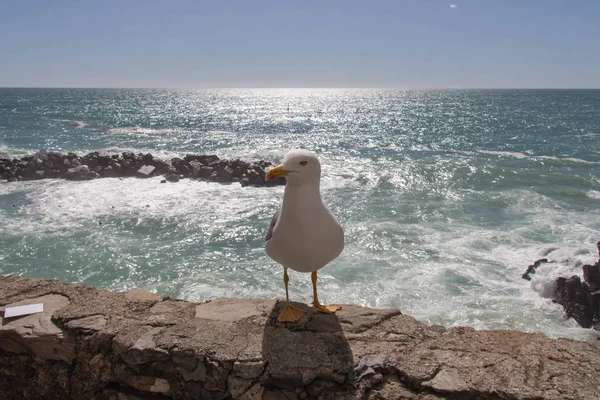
[46,169,61,179]
[522,258,549,281]
[122,151,135,159]
[209,171,219,181]
[136,165,155,178]
[583,264,600,290]
[266,177,286,187]
[218,166,234,182]
[65,165,91,181]
[100,166,120,178]
[153,160,169,175]
[82,153,99,168]
[141,153,154,165]
[32,157,44,169]
[188,160,203,178]
[19,165,37,180]
[95,151,115,167]
[32,149,48,162]
[554,276,594,329]
[165,172,180,182]
[109,161,123,175]
[171,158,191,177]
[551,240,600,331]
[58,159,70,173]
[184,154,219,165]
[46,151,66,163]
[198,166,213,179]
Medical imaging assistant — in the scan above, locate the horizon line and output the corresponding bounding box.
[1,86,600,90]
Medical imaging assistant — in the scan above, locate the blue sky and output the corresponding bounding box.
[1,0,599,88]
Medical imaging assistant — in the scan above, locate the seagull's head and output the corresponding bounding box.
[265,149,321,186]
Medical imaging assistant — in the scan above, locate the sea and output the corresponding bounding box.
[1,88,599,340]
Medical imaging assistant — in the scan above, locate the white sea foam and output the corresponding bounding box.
[107,127,179,135]
[480,150,529,159]
[54,119,87,128]
[588,190,600,199]
[480,149,599,164]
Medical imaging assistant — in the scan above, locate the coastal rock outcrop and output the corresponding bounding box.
[523,241,600,332]
[1,275,600,399]
[0,149,286,187]
[552,241,600,331]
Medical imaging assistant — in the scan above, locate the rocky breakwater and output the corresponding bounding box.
[0,149,286,187]
[1,275,600,399]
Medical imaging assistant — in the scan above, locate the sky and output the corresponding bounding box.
[1,0,599,88]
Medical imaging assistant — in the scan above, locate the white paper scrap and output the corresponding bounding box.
[3,303,44,318]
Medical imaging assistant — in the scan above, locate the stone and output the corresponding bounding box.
[153,160,170,175]
[165,172,180,182]
[65,165,91,181]
[136,165,155,178]
[124,289,162,303]
[141,153,154,164]
[233,360,266,380]
[100,166,120,178]
[189,160,203,177]
[218,166,234,182]
[0,294,76,363]
[195,298,277,323]
[65,314,107,333]
[198,166,214,179]
[554,275,594,328]
[522,258,549,281]
[583,263,600,290]
[422,367,470,393]
[120,327,169,365]
[550,241,600,331]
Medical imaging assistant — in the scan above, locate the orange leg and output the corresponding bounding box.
[311,271,341,314]
[277,268,305,323]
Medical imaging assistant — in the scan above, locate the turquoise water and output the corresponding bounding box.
[1,88,599,340]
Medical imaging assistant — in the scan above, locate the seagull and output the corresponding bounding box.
[264,149,344,323]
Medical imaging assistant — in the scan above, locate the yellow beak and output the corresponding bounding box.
[265,165,289,181]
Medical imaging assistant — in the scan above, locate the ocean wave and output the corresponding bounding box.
[56,119,87,128]
[107,127,180,135]
[480,150,529,159]
[0,143,34,159]
[588,190,600,200]
[480,150,599,164]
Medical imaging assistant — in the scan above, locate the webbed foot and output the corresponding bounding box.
[277,303,306,323]
[313,302,341,314]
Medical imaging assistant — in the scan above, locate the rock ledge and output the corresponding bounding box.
[1,275,599,399]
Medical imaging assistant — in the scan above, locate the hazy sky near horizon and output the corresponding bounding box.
[1,0,599,88]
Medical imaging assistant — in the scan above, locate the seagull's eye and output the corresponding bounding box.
[299,161,308,166]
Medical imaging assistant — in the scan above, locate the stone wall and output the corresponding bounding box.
[1,275,599,399]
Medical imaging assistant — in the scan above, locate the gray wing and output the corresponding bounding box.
[265,209,281,242]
